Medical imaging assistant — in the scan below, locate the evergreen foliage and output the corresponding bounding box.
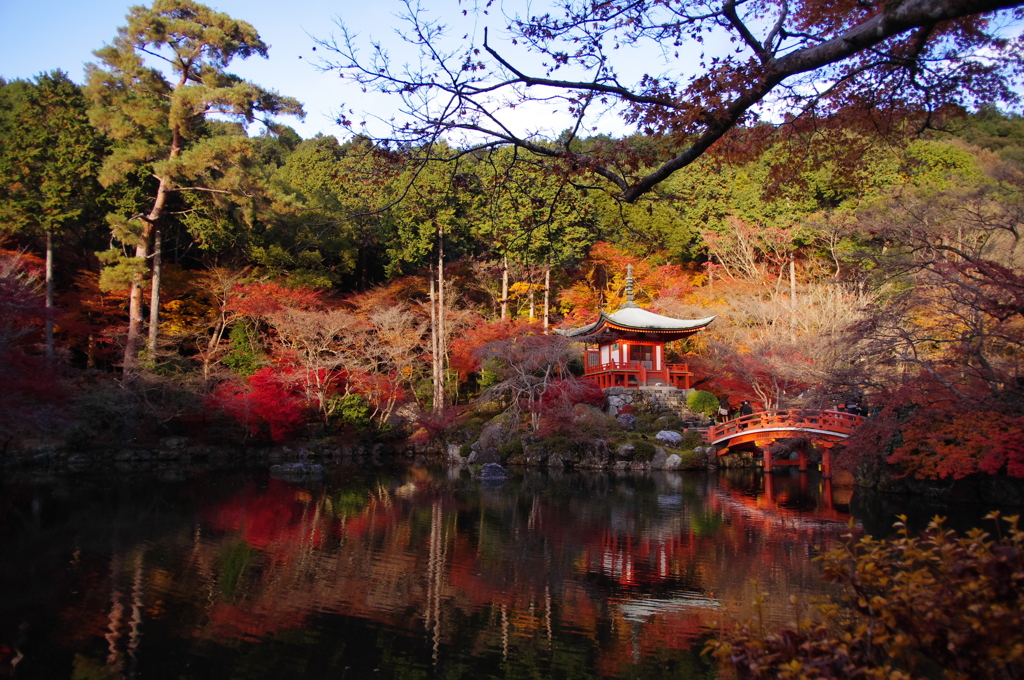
[86,0,304,368]
[0,71,104,245]
[687,390,720,417]
[221,322,262,376]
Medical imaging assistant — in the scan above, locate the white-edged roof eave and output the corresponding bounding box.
[605,307,716,331]
[556,309,716,337]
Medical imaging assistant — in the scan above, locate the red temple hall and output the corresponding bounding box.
[559,267,715,390]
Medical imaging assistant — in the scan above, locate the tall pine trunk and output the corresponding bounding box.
[429,269,440,412]
[789,253,796,309]
[122,223,152,372]
[124,125,180,371]
[44,229,54,359]
[147,224,162,358]
[528,266,535,322]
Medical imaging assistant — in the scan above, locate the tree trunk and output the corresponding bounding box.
[789,253,796,309]
[122,223,152,372]
[44,229,54,360]
[430,267,441,412]
[543,264,550,333]
[501,255,509,321]
[132,122,182,368]
[202,311,228,381]
[434,224,447,411]
[789,253,797,342]
[147,224,162,359]
[126,122,180,371]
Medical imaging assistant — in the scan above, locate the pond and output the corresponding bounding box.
[0,464,994,679]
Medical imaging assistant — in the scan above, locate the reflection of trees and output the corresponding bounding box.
[10,469,861,678]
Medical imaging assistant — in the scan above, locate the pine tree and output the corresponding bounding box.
[86,0,303,371]
[0,71,105,358]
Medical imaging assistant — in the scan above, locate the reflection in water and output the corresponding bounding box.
[0,467,859,679]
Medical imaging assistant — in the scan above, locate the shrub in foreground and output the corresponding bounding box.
[680,429,706,449]
[706,513,1024,679]
[677,449,704,469]
[632,440,657,462]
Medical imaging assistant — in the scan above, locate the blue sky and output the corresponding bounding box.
[0,0,651,140]
[2,0,701,145]
[0,0,386,138]
[8,1,1012,144]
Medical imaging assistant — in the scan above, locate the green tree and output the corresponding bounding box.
[0,71,105,358]
[0,78,30,136]
[86,0,303,371]
[954,103,1024,164]
[266,135,397,287]
[475,146,596,326]
[385,152,479,411]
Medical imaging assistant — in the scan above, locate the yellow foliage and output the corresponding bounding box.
[706,514,1024,679]
[508,281,543,297]
[158,264,219,338]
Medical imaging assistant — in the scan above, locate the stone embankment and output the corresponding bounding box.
[605,386,711,427]
[447,434,719,471]
[0,436,439,475]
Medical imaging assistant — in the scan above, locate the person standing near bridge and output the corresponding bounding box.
[718,396,731,423]
[738,400,753,429]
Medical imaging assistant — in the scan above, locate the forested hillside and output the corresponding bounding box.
[1,0,1022,486]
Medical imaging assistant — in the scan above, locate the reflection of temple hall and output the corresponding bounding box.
[559,266,715,391]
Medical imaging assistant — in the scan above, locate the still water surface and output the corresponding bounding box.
[0,465,942,679]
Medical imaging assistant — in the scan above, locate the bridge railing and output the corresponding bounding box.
[706,409,865,444]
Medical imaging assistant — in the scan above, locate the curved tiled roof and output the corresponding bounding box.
[558,307,716,338]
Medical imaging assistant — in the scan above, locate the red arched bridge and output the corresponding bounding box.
[703,409,865,477]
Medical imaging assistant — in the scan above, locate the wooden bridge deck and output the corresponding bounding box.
[704,409,865,477]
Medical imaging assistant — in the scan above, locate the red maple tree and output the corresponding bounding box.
[210,367,306,442]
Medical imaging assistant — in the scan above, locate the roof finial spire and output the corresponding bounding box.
[624,264,639,308]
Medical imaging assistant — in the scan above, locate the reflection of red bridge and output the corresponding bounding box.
[704,409,865,477]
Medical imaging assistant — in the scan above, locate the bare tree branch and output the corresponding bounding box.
[318,0,1023,203]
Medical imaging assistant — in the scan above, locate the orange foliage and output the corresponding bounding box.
[887,408,1024,479]
[227,282,324,318]
[841,378,1024,481]
[557,242,694,326]
[0,248,44,279]
[345,274,428,308]
[689,356,760,410]
[0,250,46,337]
[449,316,542,379]
[348,368,406,413]
[57,271,126,366]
